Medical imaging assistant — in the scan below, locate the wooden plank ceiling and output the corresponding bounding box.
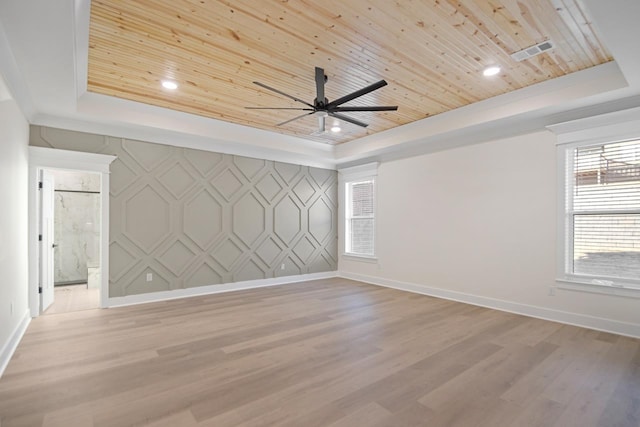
[88,0,612,145]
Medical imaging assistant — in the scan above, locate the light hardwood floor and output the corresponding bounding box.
[45,284,100,315]
[1,278,638,426]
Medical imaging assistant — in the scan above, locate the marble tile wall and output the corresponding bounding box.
[50,170,101,285]
[53,170,100,192]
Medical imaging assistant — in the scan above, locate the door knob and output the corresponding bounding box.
[52,243,58,249]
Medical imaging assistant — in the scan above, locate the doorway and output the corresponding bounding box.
[28,147,116,317]
[44,169,101,314]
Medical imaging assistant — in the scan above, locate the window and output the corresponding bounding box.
[346,179,375,256]
[560,138,640,287]
[340,163,377,259]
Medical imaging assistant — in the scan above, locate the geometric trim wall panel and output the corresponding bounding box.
[123,185,172,253]
[324,185,338,206]
[308,198,334,245]
[233,258,267,282]
[183,189,223,250]
[255,236,283,266]
[122,138,172,172]
[293,236,316,263]
[213,168,245,202]
[309,167,333,187]
[158,239,197,276]
[125,266,171,296]
[109,158,138,196]
[233,156,265,181]
[325,238,338,263]
[293,176,316,205]
[185,261,223,288]
[274,162,301,184]
[108,240,140,282]
[255,173,283,204]
[308,253,333,274]
[213,238,244,272]
[184,149,223,178]
[30,125,338,298]
[232,192,266,248]
[275,255,303,277]
[274,195,302,245]
[158,162,196,199]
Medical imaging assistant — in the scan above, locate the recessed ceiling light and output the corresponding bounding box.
[162,80,178,90]
[482,66,501,77]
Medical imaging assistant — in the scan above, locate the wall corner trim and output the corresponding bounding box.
[0,310,31,378]
[339,271,640,339]
[107,271,339,308]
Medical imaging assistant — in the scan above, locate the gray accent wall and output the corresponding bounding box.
[30,126,338,297]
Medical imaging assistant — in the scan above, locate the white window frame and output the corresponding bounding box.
[339,162,378,261]
[550,109,640,297]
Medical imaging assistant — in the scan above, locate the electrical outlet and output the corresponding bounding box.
[146,273,153,282]
[281,263,285,270]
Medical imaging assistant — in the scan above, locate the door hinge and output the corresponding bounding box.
[38,181,43,190]
[38,286,42,294]
[39,234,42,241]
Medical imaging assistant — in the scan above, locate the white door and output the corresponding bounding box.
[40,170,55,312]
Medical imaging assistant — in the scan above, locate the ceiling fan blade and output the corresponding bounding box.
[253,81,315,108]
[326,80,388,108]
[315,67,325,105]
[331,106,398,112]
[329,112,369,128]
[245,107,313,110]
[276,112,314,127]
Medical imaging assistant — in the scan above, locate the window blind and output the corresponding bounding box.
[347,180,375,256]
[570,139,640,280]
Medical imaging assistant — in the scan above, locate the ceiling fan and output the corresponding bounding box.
[246,67,398,134]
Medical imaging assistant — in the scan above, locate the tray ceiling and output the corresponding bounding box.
[88,0,612,145]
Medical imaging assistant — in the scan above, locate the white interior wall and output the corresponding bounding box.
[340,130,640,335]
[0,78,30,374]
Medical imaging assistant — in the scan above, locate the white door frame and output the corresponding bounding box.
[28,146,116,316]
[39,169,55,312]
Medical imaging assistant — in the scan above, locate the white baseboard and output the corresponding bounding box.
[0,310,31,378]
[339,271,640,339]
[107,271,339,308]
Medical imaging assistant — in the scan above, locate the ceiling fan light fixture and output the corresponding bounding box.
[482,66,501,77]
[161,80,178,90]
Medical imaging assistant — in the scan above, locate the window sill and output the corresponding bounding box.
[341,253,378,264]
[555,278,640,299]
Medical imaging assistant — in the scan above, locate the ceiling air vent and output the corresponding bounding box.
[510,40,555,62]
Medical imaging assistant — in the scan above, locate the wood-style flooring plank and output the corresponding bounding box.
[1,278,639,427]
[45,285,99,315]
